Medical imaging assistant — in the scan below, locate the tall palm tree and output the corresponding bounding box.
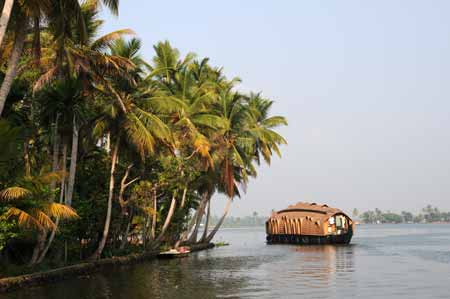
[33,1,134,208]
[0,0,82,116]
[203,91,287,243]
[0,0,121,117]
[0,0,119,48]
[27,4,133,262]
[148,43,235,244]
[89,39,172,260]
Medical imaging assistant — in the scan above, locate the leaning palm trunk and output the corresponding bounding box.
[187,192,209,244]
[119,208,133,250]
[150,193,177,250]
[29,230,47,265]
[65,116,79,206]
[90,138,120,260]
[0,17,27,116]
[180,187,187,208]
[37,219,58,264]
[37,143,68,263]
[200,200,211,243]
[204,197,232,243]
[23,140,31,176]
[150,189,157,240]
[174,207,198,249]
[0,0,14,48]
[50,115,60,193]
[59,141,68,202]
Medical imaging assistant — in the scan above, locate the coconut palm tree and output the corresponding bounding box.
[89,39,173,260]
[202,91,287,243]
[33,2,134,208]
[148,43,238,245]
[244,93,287,165]
[0,0,119,48]
[25,4,134,262]
[89,88,172,259]
[0,0,123,117]
[0,0,84,116]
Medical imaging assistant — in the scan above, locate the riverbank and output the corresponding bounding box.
[0,243,214,293]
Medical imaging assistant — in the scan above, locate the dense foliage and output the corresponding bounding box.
[0,0,287,270]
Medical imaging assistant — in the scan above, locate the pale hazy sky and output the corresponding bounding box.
[102,1,450,216]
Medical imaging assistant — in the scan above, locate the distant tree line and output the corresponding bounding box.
[205,204,450,228]
[207,212,267,228]
[356,205,450,224]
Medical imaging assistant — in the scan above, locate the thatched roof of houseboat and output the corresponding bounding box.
[268,202,350,222]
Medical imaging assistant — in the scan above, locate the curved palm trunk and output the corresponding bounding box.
[0,17,27,117]
[200,199,211,242]
[29,230,47,265]
[187,192,209,244]
[90,138,120,260]
[119,208,133,250]
[180,187,187,209]
[149,188,157,241]
[174,207,197,249]
[0,0,14,48]
[50,115,60,193]
[37,219,58,264]
[173,187,190,248]
[37,142,68,263]
[59,141,68,202]
[205,197,232,243]
[150,193,177,249]
[23,140,31,176]
[65,116,79,206]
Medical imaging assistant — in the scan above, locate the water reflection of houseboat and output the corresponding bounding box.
[266,202,354,245]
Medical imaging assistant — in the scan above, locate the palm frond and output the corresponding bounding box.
[261,116,288,128]
[91,29,135,52]
[44,203,79,220]
[0,187,31,201]
[31,209,56,230]
[4,208,43,230]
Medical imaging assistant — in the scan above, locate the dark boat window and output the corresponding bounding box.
[336,216,343,228]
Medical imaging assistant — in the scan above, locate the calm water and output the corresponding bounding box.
[4,224,450,299]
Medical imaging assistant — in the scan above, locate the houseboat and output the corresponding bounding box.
[266,202,354,245]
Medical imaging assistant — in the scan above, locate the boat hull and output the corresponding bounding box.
[266,230,353,245]
[157,252,190,259]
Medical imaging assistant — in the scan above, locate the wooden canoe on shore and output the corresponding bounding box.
[157,247,191,259]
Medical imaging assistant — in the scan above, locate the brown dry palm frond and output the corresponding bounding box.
[32,209,57,230]
[44,203,79,220]
[33,66,59,93]
[4,208,43,230]
[0,187,32,201]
